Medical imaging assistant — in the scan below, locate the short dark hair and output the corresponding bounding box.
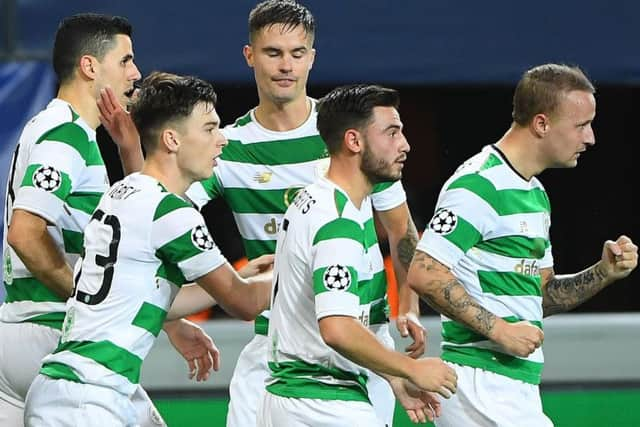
[53,13,133,85]
[130,72,218,154]
[512,64,595,126]
[249,0,315,43]
[317,84,400,154]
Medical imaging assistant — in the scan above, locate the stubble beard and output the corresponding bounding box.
[361,145,402,185]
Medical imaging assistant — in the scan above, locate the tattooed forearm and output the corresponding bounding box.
[396,218,419,272]
[438,280,497,337]
[412,252,497,337]
[542,263,609,317]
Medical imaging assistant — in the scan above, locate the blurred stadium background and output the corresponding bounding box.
[1,1,639,426]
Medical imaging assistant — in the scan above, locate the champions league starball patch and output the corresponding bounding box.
[191,224,214,251]
[323,264,351,291]
[429,208,458,235]
[32,165,62,192]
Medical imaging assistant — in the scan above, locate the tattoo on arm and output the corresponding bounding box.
[413,252,497,337]
[396,218,419,272]
[542,263,608,317]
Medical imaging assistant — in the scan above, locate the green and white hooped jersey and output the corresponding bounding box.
[417,145,553,385]
[267,177,383,403]
[40,173,226,396]
[2,99,108,329]
[186,99,405,334]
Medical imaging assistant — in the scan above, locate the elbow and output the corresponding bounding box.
[7,222,26,254]
[318,317,348,350]
[231,298,262,321]
[407,270,434,298]
[7,226,19,251]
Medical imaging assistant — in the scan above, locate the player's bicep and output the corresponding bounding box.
[417,184,494,270]
[408,249,456,295]
[312,220,364,320]
[371,180,406,212]
[152,198,226,284]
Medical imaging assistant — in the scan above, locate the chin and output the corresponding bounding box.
[270,91,297,104]
[197,170,214,182]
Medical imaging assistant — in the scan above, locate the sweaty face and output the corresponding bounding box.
[360,106,410,183]
[244,23,315,106]
[543,90,596,169]
[94,34,141,107]
[176,102,227,182]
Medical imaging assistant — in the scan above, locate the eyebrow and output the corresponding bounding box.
[383,124,402,132]
[262,46,308,53]
[204,120,220,127]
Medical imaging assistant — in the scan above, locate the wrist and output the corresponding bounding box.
[487,317,506,343]
[401,357,418,381]
[593,261,612,285]
[163,318,182,332]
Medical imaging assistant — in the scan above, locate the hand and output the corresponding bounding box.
[599,235,638,282]
[389,376,441,424]
[238,254,274,278]
[409,357,457,399]
[492,320,543,358]
[164,318,220,381]
[97,86,141,149]
[396,312,426,358]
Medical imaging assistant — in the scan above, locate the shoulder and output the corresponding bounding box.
[221,110,255,140]
[153,192,194,222]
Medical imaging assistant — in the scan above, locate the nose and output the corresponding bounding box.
[401,133,411,153]
[218,132,228,148]
[129,62,142,81]
[278,55,293,73]
[584,124,595,146]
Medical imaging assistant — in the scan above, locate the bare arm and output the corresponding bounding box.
[191,262,271,321]
[167,254,274,320]
[376,202,420,314]
[7,209,73,298]
[319,315,456,397]
[542,235,638,317]
[408,250,544,357]
[408,250,497,336]
[167,284,217,320]
[97,87,143,175]
[376,202,425,357]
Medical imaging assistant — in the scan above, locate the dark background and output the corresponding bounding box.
[98,83,640,315]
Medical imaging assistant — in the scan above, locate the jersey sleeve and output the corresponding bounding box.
[13,123,98,225]
[416,174,494,269]
[185,169,223,210]
[311,217,365,320]
[370,180,406,212]
[152,194,226,284]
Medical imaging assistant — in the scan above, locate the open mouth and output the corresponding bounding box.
[124,81,141,98]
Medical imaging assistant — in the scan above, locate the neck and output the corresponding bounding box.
[141,157,191,196]
[57,83,100,129]
[326,156,372,209]
[254,95,310,132]
[495,124,545,180]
